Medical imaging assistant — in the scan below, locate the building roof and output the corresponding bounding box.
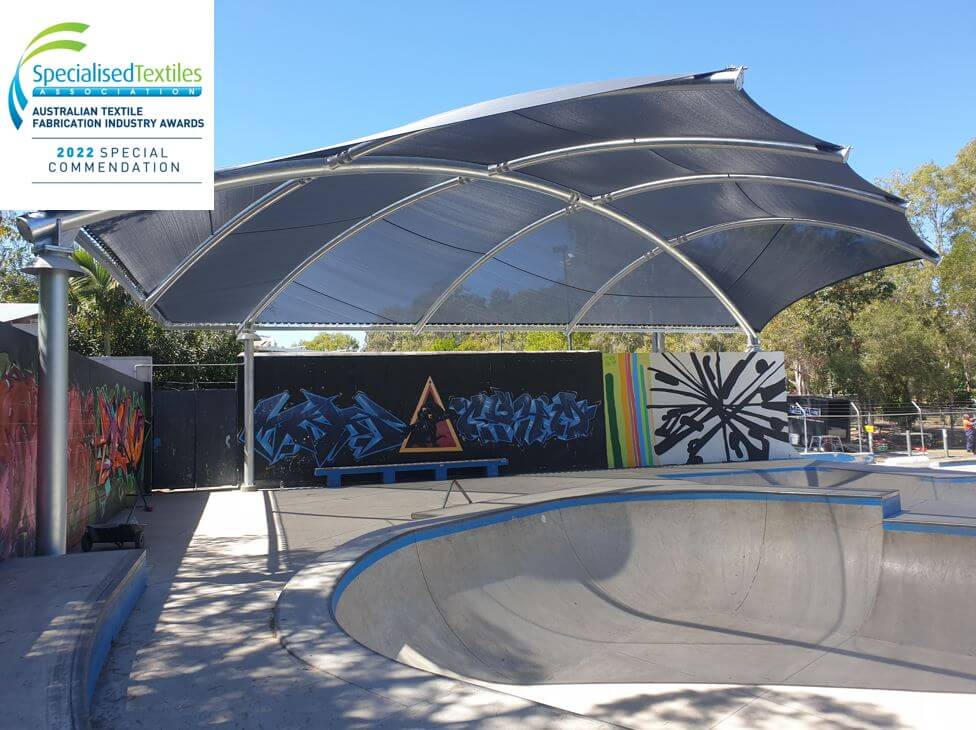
[0,302,39,323]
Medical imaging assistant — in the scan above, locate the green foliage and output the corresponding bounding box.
[0,212,39,303]
[298,332,360,352]
[763,138,976,403]
[70,249,127,355]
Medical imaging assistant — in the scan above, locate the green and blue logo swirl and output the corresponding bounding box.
[7,22,88,129]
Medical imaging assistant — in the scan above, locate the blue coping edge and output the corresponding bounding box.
[329,488,900,617]
[883,521,976,537]
[86,553,148,701]
[67,550,148,727]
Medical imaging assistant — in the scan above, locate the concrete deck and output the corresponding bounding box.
[91,462,976,727]
[0,549,146,728]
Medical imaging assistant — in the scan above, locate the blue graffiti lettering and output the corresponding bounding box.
[448,390,598,447]
[248,389,407,466]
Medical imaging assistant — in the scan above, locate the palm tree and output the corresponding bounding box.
[70,249,125,356]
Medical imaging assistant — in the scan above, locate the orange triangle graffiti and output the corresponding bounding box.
[400,376,464,454]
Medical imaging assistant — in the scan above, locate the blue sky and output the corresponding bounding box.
[215,0,975,344]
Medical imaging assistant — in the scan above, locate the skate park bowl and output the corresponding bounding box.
[279,471,976,726]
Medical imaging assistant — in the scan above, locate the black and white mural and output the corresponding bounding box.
[647,351,795,466]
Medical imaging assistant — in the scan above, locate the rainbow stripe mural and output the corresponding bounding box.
[602,353,654,468]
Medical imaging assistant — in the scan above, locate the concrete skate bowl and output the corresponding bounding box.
[332,490,976,695]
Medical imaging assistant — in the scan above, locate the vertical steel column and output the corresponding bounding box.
[24,227,84,556]
[238,331,258,491]
[746,333,760,352]
[651,332,665,353]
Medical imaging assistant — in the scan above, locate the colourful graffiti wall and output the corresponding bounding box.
[0,323,147,560]
[602,350,794,468]
[242,351,606,482]
[602,353,655,468]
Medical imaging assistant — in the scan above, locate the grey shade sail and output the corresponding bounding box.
[18,67,936,337]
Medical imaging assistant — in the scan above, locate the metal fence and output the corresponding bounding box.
[791,399,976,456]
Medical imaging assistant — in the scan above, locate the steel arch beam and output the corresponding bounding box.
[145,178,311,308]
[17,156,928,336]
[497,136,849,173]
[412,208,572,334]
[566,216,936,332]
[219,158,758,338]
[604,173,905,211]
[241,176,466,328]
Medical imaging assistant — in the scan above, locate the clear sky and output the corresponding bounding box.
[214,0,976,345]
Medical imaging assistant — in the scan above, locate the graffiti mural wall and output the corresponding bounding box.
[602,353,655,468]
[601,351,794,467]
[0,323,147,560]
[243,352,606,482]
[647,351,793,465]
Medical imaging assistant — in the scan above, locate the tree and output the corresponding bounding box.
[0,212,38,303]
[68,249,130,356]
[299,332,360,352]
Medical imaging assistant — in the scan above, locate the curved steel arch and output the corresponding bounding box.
[497,136,849,172]
[225,157,758,338]
[145,178,311,307]
[241,176,466,328]
[604,173,905,211]
[566,216,935,332]
[18,154,928,338]
[412,208,572,334]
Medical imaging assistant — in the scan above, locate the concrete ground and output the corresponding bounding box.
[91,464,976,728]
[92,475,633,728]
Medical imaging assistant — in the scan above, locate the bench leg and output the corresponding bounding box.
[327,474,341,488]
[383,470,396,484]
[486,464,499,477]
[435,467,448,481]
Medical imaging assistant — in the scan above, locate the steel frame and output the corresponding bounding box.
[565,216,935,332]
[16,135,929,337]
[146,178,311,307]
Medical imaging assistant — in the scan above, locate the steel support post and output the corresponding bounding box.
[24,233,84,555]
[239,331,259,491]
[651,332,665,353]
[851,401,863,453]
[746,333,760,353]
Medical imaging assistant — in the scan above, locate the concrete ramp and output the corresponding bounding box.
[334,489,976,695]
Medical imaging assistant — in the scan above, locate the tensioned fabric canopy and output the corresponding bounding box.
[18,67,937,340]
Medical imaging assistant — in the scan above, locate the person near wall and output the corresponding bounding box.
[964,414,976,454]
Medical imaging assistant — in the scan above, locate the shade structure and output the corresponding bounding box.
[18,68,937,339]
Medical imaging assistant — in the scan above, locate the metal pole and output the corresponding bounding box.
[801,405,809,452]
[905,430,912,455]
[651,332,665,353]
[567,332,573,350]
[239,331,258,491]
[911,400,925,452]
[24,226,84,556]
[746,333,760,353]
[942,428,949,458]
[851,401,863,453]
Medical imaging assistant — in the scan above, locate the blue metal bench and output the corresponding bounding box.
[314,458,508,488]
